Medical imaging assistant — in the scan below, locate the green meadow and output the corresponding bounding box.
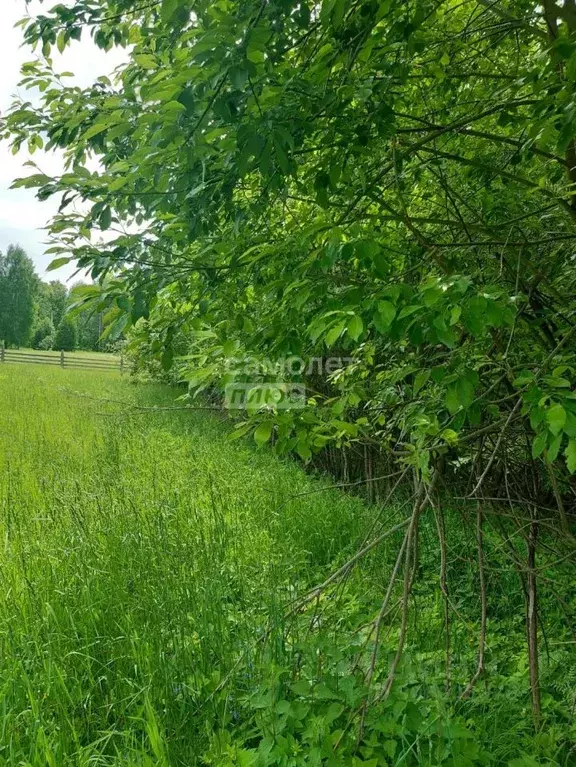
[0,366,573,766]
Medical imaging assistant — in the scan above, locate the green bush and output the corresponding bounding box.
[38,333,54,351]
[53,317,77,351]
[31,318,54,349]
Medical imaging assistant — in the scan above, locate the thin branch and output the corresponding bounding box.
[461,505,488,698]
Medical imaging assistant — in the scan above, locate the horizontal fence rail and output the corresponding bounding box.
[0,347,123,372]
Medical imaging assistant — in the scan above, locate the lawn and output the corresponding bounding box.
[0,366,573,766]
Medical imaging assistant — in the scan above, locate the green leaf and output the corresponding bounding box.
[373,300,396,334]
[47,257,71,271]
[108,175,129,191]
[433,317,456,348]
[177,86,195,114]
[442,428,459,445]
[457,371,476,408]
[275,125,294,151]
[291,680,310,695]
[413,369,430,395]
[296,439,311,460]
[134,54,157,69]
[514,370,536,387]
[274,138,290,175]
[325,321,345,347]
[347,314,363,341]
[82,123,110,141]
[132,292,149,322]
[116,295,131,313]
[543,375,571,388]
[57,31,67,54]
[377,300,396,325]
[546,403,566,436]
[161,0,177,21]
[547,432,563,463]
[445,385,460,415]
[565,439,576,473]
[163,100,186,113]
[398,306,421,320]
[325,702,344,723]
[99,206,112,230]
[228,423,251,441]
[531,431,547,459]
[332,0,346,28]
[320,0,346,28]
[564,410,576,437]
[254,421,273,446]
[105,313,128,341]
[313,683,340,699]
[529,406,545,430]
[11,173,52,189]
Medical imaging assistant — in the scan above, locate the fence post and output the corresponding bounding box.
[120,354,124,374]
[60,350,65,368]
[0,342,4,364]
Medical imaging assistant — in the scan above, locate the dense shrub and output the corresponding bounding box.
[31,318,54,349]
[53,317,77,352]
[38,333,54,351]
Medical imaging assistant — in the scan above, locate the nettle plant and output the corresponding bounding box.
[3,0,576,725]
[204,631,486,767]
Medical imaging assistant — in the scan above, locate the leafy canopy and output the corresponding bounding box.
[0,245,39,348]
[4,0,576,482]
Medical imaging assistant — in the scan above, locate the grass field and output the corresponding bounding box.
[0,365,373,766]
[0,365,573,766]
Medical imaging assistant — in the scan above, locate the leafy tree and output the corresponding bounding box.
[38,334,54,351]
[70,282,104,350]
[46,281,68,328]
[31,317,55,349]
[35,282,53,326]
[6,0,576,476]
[53,316,77,352]
[0,245,39,347]
[32,280,68,347]
[77,311,102,350]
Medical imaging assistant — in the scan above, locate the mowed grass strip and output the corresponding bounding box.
[0,365,375,765]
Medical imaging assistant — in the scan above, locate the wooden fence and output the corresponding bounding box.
[0,347,123,373]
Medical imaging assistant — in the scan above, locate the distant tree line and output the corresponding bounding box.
[0,244,109,351]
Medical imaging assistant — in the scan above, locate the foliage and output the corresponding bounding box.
[70,281,107,350]
[76,306,102,350]
[4,0,576,490]
[38,332,55,350]
[33,279,114,352]
[0,244,39,347]
[33,280,67,349]
[45,280,68,328]
[3,0,576,754]
[0,366,573,765]
[31,316,55,349]
[54,315,78,351]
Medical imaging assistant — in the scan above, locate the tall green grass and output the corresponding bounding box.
[0,365,373,765]
[0,366,573,765]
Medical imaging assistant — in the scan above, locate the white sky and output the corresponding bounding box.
[0,0,127,282]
